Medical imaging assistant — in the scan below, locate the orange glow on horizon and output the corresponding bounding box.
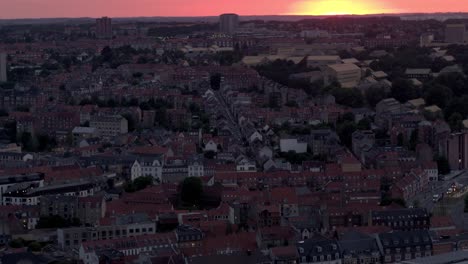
[289,0,399,15]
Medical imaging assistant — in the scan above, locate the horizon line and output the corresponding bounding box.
[1,12,468,21]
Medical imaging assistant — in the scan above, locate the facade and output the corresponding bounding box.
[405,68,432,79]
[90,115,128,137]
[297,235,342,264]
[0,173,44,205]
[327,63,361,88]
[219,13,239,35]
[378,230,432,263]
[445,24,466,44]
[96,17,112,39]
[188,160,204,177]
[39,195,105,226]
[58,221,157,249]
[130,156,163,182]
[370,208,430,230]
[78,233,175,264]
[3,181,99,206]
[339,231,381,264]
[0,52,6,82]
[443,132,468,170]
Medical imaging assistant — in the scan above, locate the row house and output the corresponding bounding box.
[378,230,432,263]
[0,89,47,112]
[370,208,430,231]
[59,217,157,249]
[78,233,176,264]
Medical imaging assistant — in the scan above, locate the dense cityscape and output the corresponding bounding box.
[1,9,468,264]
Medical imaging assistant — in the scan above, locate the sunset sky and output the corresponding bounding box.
[1,0,468,19]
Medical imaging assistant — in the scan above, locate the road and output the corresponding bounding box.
[411,170,468,229]
[212,90,246,142]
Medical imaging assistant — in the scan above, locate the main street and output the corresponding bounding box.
[412,170,468,229]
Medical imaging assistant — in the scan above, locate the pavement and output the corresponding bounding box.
[413,170,468,229]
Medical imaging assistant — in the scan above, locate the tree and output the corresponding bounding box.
[125,176,153,193]
[28,241,42,252]
[180,177,203,207]
[448,112,464,132]
[100,46,113,62]
[464,195,468,212]
[36,215,80,229]
[391,78,419,103]
[357,118,371,130]
[408,129,419,151]
[210,73,222,90]
[20,132,36,152]
[337,121,357,148]
[366,86,388,107]
[397,133,404,146]
[424,83,452,109]
[433,72,468,97]
[331,87,364,108]
[9,238,25,248]
[436,156,450,175]
[204,150,216,159]
[285,100,299,107]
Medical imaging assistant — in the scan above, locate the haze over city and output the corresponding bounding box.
[2,0,468,18]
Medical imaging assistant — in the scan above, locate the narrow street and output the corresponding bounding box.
[213,90,245,142]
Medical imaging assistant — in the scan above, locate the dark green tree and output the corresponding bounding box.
[337,121,357,148]
[424,83,452,109]
[436,156,450,175]
[391,78,419,103]
[397,133,404,146]
[180,177,203,207]
[409,129,419,151]
[28,241,42,252]
[366,86,388,107]
[331,88,364,108]
[210,73,222,90]
[448,112,464,132]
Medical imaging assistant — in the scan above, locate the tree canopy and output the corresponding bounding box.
[180,177,203,207]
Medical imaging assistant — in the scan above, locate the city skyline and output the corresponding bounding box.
[1,0,468,19]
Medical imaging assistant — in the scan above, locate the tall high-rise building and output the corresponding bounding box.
[219,13,239,35]
[96,17,113,39]
[0,53,7,83]
[444,132,468,170]
[445,24,466,44]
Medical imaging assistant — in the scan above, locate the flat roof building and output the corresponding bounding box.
[445,24,466,44]
[327,63,362,88]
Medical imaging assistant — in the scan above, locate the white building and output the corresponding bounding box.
[130,157,163,182]
[188,160,204,177]
[249,131,263,143]
[204,139,219,152]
